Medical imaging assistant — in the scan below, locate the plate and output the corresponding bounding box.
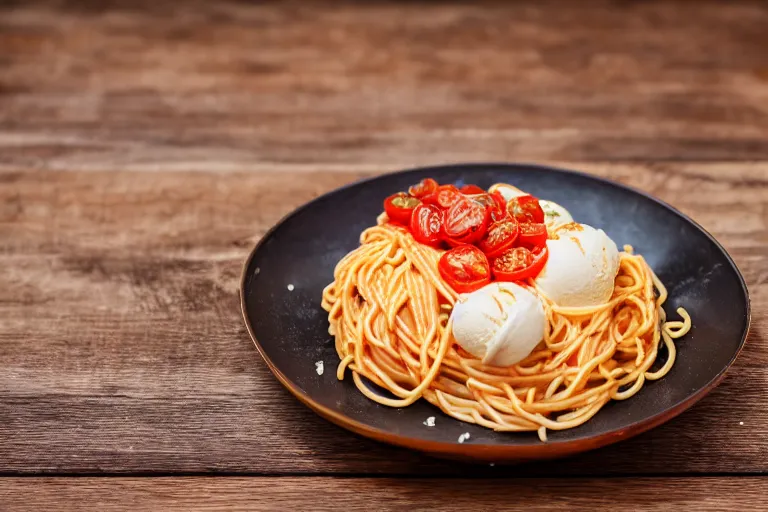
[240,163,750,462]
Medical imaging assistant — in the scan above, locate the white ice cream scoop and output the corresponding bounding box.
[534,223,620,307]
[451,282,546,367]
[539,200,574,232]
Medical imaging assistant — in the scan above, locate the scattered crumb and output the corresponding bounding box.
[254,267,261,275]
[458,432,470,444]
[489,463,495,467]
[315,361,324,375]
[287,284,295,291]
[423,416,436,427]
[740,421,744,426]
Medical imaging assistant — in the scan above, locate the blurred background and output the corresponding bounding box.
[2,0,766,170]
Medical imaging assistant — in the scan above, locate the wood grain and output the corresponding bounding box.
[1,164,765,475]
[1,4,768,506]
[3,477,768,512]
[0,0,767,170]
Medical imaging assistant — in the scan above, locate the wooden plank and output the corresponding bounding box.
[0,164,765,475]
[0,1,767,170]
[2,477,768,511]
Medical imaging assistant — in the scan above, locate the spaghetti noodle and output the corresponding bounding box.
[322,223,691,441]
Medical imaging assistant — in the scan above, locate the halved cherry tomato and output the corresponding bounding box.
[507,195,545,224]
[492,245,549,282]
[490,191,509,222]
[384,192,420,225]
[518,222,547,248]
[410,203,443,246]
[443,196,491,245]
[423,185,462,209]
[438,245,491,293]
[478,218,520,258]
[469,192,508,223]
[443,237,469,248]
[460,184,485,195]
[409,178,438,199]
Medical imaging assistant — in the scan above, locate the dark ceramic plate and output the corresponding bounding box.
[240,163,750,462]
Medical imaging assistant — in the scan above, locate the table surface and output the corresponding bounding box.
[1,0,767,510]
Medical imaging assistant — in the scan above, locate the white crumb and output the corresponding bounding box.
[287,284,295,291]
[489,463,495,467]
[740,421,744,426]
[315,361,324,375]
[423,416,435,427]
[458,432,470,444]
[254,267,261,275]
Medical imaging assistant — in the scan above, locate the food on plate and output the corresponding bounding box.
[534,223,619,307]
[452,282,545,367]
[321,178,691,441]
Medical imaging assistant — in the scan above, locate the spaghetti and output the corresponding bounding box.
[322,221,691,441]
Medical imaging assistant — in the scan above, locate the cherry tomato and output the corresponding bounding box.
[409,178,438,199]
[443,237,469,248]
[518,222,547,248]
[423,185,462,209]
[460,184,485,195]
[478,218,520,258]
[490,191,509,222]
[492,246,549,282]
[410,203,443,246]
[507,195,545,224]
[438,245,492,293]
[384,192,420,225]
[443,196,491,245]
[470,192,508,222]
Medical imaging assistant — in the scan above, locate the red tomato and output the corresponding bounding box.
[478,218,520,258]
[492,246,549,282]
[438,245,492,293]
[409,178,438,199]
[410,203,443,246]
[443,197,491,245]
[518,222,547,248]
[460,184,485,195]
[469,192,508,223]
[489,191,509,222]
[424,185,462,209]
[384,192,420,225]
[507,195,545,224]
[443,237,469,248]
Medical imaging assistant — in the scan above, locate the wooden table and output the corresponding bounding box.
[1,1,767,510]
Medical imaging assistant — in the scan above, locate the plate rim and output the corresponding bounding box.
[239,162,751,460]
